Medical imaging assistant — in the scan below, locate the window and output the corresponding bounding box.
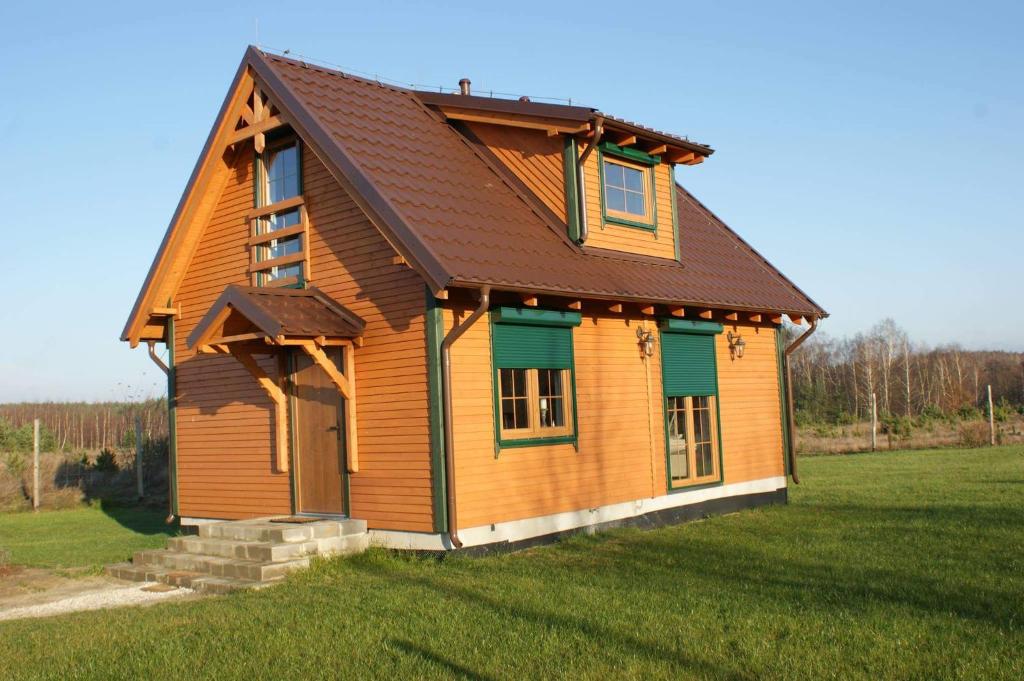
[491,307,581,448]
[661,322,723,488]
[250,135,308,287]
[601,153,654,227]
[665,395,719,486]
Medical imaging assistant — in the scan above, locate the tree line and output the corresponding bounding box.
[0,400,169,453]
[787,319,1024,425]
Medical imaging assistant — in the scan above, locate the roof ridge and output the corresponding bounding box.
[675,183,826,316]
[260,49,415,97]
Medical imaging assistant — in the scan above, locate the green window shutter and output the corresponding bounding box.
[492,323,573,369]
[661,332,718,396]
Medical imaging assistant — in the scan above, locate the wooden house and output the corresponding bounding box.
[122,47,825,550]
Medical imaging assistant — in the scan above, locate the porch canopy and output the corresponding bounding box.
[186,285,365,473]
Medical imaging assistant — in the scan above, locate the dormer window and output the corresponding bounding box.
[599,143,658,230]
[249,134,309,287]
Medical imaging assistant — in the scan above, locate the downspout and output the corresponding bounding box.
[783,318,818,484]
[576,116,604,244]
[440,286,491,549]
[147,341,169,375]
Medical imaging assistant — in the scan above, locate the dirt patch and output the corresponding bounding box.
[0,566,197,620]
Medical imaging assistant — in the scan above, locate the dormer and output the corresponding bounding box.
[417,88,712,261]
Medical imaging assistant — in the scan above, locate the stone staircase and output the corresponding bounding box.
[107,518,369,594]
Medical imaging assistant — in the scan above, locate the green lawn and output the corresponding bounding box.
[2,446,1022,680]
[0,504,176,570]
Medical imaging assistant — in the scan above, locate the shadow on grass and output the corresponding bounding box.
[359,559,753,680]
[391,640,498,681]
[99,501,178,538]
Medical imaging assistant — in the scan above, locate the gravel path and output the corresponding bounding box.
[0,581,193,621]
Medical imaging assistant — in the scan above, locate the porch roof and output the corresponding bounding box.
[186,285,365,351]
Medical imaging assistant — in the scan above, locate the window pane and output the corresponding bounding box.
[500,368,514,398]
[623,166,644,192]
[263,262,302,283]
[691,396,715,478]
[606,188,626,212]
[265,235,302,260]
[667,396,688,481]
[265,144,299,204]
[625,191,645,216]
[537,369,566,429]
[603,160,623,187]
[262,208,301,232]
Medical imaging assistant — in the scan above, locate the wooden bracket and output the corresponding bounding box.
[232,348,290,473]
[668,306,686,318]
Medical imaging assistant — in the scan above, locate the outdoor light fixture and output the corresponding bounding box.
[728,332,746,360]
[637,327,656,357]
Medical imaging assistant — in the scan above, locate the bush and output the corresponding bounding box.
[957,421,990,448]
[92,449,118,473]
[957,404,982,421]
[994,398,1015,423]
[881,415,914,438]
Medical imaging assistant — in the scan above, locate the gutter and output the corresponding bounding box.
[576,116,604,244]
[783,318,818,484]
[440,286,491,548]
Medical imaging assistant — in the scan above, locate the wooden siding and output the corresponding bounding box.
[446,308,786,529]
[466,122,567,221]
[172,143,433,531]
[581,151,677,259]
[447,305,664,528]
[715,324,786,483]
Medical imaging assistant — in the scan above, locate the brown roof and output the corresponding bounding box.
[413,91,714,157]
[186,285,365,349]
[251,49,824,317]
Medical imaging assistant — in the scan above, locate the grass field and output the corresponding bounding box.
[1,446,1022,680]
[0,504,175,570]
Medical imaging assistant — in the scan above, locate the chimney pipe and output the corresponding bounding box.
[459,78,471,96]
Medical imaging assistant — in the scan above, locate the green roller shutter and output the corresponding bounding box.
[662,332,718,396]
[492,323,573,369]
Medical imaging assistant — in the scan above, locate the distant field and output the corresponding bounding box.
[1,446,1022,680]
[798,415,1024,454]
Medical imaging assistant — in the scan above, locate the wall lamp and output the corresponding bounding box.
[728,332,746,360]
[636,327,656,357]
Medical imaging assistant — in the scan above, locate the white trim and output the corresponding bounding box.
[368,475,786,550]
[178,516,221,527]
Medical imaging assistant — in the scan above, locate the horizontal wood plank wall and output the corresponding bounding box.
[465,123,567,222]
[171,143,433,530]
[174,142,293,519]
[303,147,433,532]
[581,152,677,260]
[446,305,663,528]
[715,324,786,483]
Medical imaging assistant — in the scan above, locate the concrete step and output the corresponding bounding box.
[106,562,270,594]
[132,550,312,582]
[165,532,368,562]
[198,518,366,543]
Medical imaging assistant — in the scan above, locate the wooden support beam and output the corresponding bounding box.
[566,300,582,311]
[667,150,696,164]
[645,144,668,155]
[227,115,285,147]
[698,309,713,320]
[788,314,805,325]
[521,295,539,307]
[435,289,449,300]
[684,155,704,166]
[748,313,762,323]
[150,306,179,317]
[669,306,685,318]
[612,133,637,147]
[390,254,408,267]
[299,343,352,399]
[608,303,623,313]
[640,305,655,316]
[724,312,738,322]
[769,315,783,325]
[232,348,289,473]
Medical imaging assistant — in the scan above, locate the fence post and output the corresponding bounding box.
[32,418,40,511]
[870,392,877,452]
[987,384,995,446]
[135,415,144,500]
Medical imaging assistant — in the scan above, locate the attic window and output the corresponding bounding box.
[601,151,656,229]
[249,135,309,288]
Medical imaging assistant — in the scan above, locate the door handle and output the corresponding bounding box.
[327,425,340,432]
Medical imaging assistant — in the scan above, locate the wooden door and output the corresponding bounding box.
[291,348,346,515]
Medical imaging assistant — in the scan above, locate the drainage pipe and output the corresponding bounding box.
[147,341,169,375]
[783,317,818,484]
[576,116,604,244]
[440,286,491,549]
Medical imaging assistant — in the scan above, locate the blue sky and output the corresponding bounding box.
[1,1,1021,402]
